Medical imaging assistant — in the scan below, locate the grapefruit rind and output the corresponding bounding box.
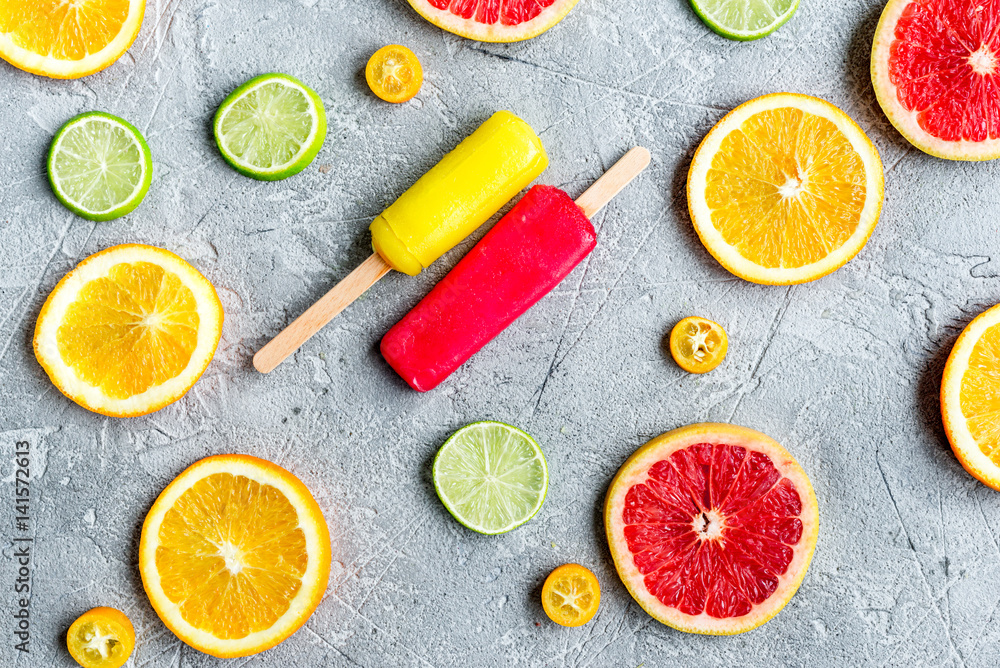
[941,304,1000,490]
[139,454,332,658]
[0,1,145,79]
[871,0,1000,162]
[604,423,819,635]
[405,0,581,42]
[687,92,884,285]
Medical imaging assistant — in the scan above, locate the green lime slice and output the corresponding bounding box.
[47,112,153,222]
[690,0,799,41]
[433,421,548,535]
[213,73,327,181]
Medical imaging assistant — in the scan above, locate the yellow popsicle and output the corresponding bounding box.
[371,110,548,275]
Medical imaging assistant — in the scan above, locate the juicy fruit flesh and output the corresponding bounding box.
[70,620,127,665]
[889,0,1000,142]
[960,322,1000,462]
[436,425,546,532]
[676,320,724,366]
[695,0,796,33]
[369,47,420,99]
[706,106,866,269]
[53,118,144,213]
[57,261,199,400]
[219,82,314,169]
[156,472,309,639]
[0,0,128,58]
[427,0,556,26]
[544,570,598,624]
[622,442,804,619]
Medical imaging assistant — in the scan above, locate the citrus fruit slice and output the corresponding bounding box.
[0,0,144,79]
[139,454,331,658]
[872,0,1000,161]
[66,607,135,668]
[942,304,1000,489]
[541,564,601,627]
[406,0,580,42]
[48,112,153,222]
[690,0,799,41]
[432,421,548,535]
[605,423,818,635]
[213,73,327,181]
[33,244,223,418]
[366,45,423,103]
[687,93,884,285]
[669,316,728,374]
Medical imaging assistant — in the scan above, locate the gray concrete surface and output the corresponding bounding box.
[2,0,1000,665]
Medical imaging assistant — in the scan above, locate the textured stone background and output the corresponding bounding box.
[2,0,1000,665]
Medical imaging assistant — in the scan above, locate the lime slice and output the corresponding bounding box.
[47,112,153,222]
[213,73,327,181]
[433,421,548,535]
[690,0,799,41]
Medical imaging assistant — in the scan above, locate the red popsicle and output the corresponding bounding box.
[381,147,650,392]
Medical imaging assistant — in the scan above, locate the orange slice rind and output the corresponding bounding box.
[0,0,145,79]
[33,245,223,417]
[942,304,1000,490]
[139,454,332,658]
[688,93,884,285]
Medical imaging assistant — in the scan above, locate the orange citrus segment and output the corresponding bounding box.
[0,0,144,79]
[669,316,728,374]
[57,262,199,399]
[139,455,331,658]
[942,305,1000,489]
[66,607,135,668]
[157,472,309,639]
[366,45,423,104]
[688,93,884,285]
[33,245,223,418]
[541,564,601,627]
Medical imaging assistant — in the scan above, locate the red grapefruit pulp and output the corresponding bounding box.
[406,0,581,41]
[604,424,818,635]
[872,0,1000,160]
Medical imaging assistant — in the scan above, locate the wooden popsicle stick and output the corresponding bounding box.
[253,252,392,373]
[574,146,651,218]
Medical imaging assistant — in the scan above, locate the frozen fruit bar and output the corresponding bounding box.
[370,110,548,276]
[381,185,596,391]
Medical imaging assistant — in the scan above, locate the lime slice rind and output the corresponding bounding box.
[47,112,152,222]
[690,0,799,41]
[433,421,548,535]
[213,73,327,181]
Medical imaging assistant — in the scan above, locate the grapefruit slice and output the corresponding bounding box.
[604,423,818,635]
[406,0,580,42]
[872,0,1000,160]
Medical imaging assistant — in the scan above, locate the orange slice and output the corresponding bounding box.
[406,0,580,42]
[670,316,728,374]
[541,564,600,627]
[0,0,145,79]
[366,45,423,104]
[688,93,884,285]
[66,607,135,668]
[33,244,223,418]
[942,304,1000,490]
[139,455,332,658]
